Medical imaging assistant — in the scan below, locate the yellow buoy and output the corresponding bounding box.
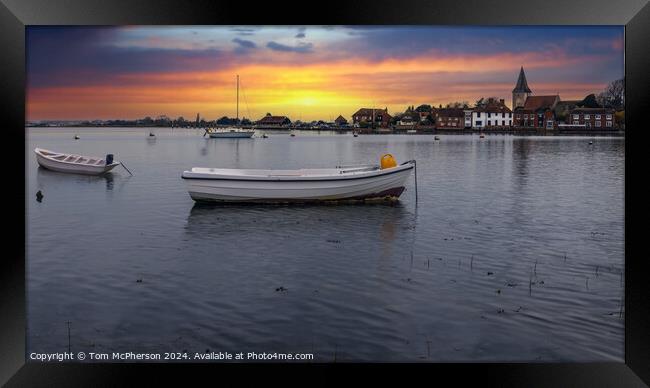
[380,154,397,169]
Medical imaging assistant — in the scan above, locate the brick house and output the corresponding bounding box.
[352,108,392,128]
[334,115,348,126]
[568,108,616,129]
[257,113,291,127]
[435,108,465,129]
[513,95,560,129]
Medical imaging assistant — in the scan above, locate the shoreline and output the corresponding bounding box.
[26,126,625,137]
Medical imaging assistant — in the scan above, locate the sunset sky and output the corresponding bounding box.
[26,26,624,122]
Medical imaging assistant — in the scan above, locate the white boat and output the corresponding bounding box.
[207,127,255,138]
[182,155,415,203]
[35,147,120,175]
[205,75,254,139]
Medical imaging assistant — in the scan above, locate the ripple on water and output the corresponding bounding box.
[27,129,624,361]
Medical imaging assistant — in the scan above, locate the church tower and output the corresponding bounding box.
[512,66,532,109]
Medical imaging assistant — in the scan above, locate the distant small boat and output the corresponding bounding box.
[262,134,269,138]
[182,154,415,203]
[149,132,155,137]
[479,133,486,138]
[35,148,120,175]
[290,133,296,137]
[74,135,80,140]
[353,132,359,137]
[434,136,440,140]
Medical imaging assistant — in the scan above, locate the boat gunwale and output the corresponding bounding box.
[181,162,414,182]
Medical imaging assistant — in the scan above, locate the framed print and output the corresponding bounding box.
[1,0,648,386]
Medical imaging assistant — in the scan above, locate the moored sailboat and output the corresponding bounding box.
[205,75,255,139]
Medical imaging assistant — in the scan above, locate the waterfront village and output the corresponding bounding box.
[30,67,625,134]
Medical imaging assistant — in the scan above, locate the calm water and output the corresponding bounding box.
[26,128,625,362]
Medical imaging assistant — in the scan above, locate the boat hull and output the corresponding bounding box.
[182,164,413,203]
[208,131,255,138]
[35,150,119,175]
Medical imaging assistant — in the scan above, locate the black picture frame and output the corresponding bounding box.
[1,0,648,385]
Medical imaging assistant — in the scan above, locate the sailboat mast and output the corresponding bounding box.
[236,75,239,123]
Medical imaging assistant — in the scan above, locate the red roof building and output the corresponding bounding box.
[352,108,392,128]
[513,95,560,129]
[257,113,291,127]
[334,115,348,126]
[435,108,465,129]
[568,108,616,129]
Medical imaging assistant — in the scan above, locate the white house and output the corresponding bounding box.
[471,99,513,129]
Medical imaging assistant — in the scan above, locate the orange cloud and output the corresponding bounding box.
[26,49,612,121]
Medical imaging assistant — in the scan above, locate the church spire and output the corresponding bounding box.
[512,66,532,93]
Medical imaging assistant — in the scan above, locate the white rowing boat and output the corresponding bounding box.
[182,154,415,203]
[34,148,121,175]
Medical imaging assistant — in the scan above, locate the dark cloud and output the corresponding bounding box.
[230,27,257,36]
[295,27,306,39]
[335,26,624,59]
[27,27,235,88]
[266,41,313,53]
[232,38,256,49]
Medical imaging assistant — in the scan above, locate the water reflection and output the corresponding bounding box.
[36,166,115,191]
[105,173,114,190]
[512,138,532,192]
[185,202,416,260]
[27,130,625,361]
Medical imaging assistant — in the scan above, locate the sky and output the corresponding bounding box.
[26,26,624,122]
